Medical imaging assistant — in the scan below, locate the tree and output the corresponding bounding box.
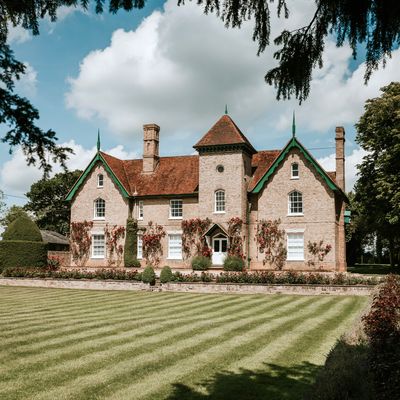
[0,205,29,229]
[2,1,399,109]
[354,82,400,267]
[24,169,82,235]
[0,190,5,218]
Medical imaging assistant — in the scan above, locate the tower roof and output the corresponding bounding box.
[193,115,256,154]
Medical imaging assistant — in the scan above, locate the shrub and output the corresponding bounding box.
[124,218,138,267]
[160,266,173,283]
[0,241,47,271]
[142,265,156,285]
[2,215,42,242]
[125,258,141,268]
[191,255,211,271]
[223,255,244,271]
[47,255,61,271]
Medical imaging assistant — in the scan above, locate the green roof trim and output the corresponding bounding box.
[252,137,340,194]
[65,152,130,201]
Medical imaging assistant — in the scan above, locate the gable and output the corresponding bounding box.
[251,137,346,198]
[65,153,130,201]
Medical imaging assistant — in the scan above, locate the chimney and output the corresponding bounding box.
[335,126,345,191]
[143,124,160,173]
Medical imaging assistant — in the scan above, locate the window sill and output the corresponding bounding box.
[169,217,183,220]
[93,217,105,221]
[138,218,143,221]
[213,211,226,214]
[97,186,104,188]
[167,258,182,260]
[286,259,304,262]
[91,255,105,259]
[290,177,299,180]
[287,213,304,217]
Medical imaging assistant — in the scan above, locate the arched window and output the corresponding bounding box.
[291,163,299,179]
[288,191,303,215]
[215,190,225,213]
[97,174,104,187]
[94,198,105,219]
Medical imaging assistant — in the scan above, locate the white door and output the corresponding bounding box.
[212,236,228,265]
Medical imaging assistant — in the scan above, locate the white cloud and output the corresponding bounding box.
[66,0,400,146]
[14,63,38,97]
[318,148,367,191]
[0,142,138,200]
[7,25,31,44]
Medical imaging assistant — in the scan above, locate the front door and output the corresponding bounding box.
[212,235,228,265]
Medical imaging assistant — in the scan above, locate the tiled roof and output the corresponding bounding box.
[101,152,199,197]
[194,115,256,153]
[248,150,281,191]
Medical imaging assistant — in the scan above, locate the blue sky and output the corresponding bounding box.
[1,0,400,208]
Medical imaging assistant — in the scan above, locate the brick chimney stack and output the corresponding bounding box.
[143,124,160,173]
[335,127,345,191]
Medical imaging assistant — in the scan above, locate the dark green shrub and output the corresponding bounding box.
[160,266,173,283]
[191,256,211,271]
[223,256,244,271]
[124,218,138,267]
[2,215,42,241]
[142,265,156,285]
[0,241,47,271]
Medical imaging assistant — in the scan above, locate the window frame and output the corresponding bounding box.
[169,199,183,219]
[94,198,105,220]
[288,191,303,216]
[97,173,104,188]
[137,234,143,259]
[91,233,105,259]
[137,200,144,220]
[168,233,182,260]
[214,189,226,213]
[286,232,304,261]
[291,163,299,179]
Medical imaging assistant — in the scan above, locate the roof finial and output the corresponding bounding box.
[97,129,101,151]
[292,111,296,138]
[225,104,228,115]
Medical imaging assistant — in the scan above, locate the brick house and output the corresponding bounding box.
[66,114,347,271]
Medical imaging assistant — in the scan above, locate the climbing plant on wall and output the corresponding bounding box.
[255,219,287,270]
[70,220,93,267]
[307,240,332,268]
[104,224,126,267]
[142,221,166,267]
[181,218,212,259]
[227,217,244,259]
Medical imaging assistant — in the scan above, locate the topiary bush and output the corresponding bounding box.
[0,241,48,271]
[142,265,156,285]
[160,266,173,283]
[191,255,212,271]
[123,217,138,267]
[2,215,42,242]
[223,255,244,271]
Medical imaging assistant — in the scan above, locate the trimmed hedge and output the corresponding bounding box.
[223,256,244,271]
[191,256,212,271]
[2,267,142,281]
[160,266,173,283]
[124,217,138,267]
[2,215,42,242]
[142,266,156,285]
[0,241,47,271]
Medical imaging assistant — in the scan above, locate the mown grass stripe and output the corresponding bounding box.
[26,296,319,400]
[88,297,339,400]
[0,294,278,373]
[1,298,308,397]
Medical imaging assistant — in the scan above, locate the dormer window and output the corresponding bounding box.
[97,174,104,187]
[291,163,299,179]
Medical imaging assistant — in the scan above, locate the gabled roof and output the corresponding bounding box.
[194,115,256,154]
[66,151,199,201]
[249,150,281,191]
[250,136,347,199]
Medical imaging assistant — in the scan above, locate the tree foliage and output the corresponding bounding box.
[354,82,400,267]
[24,169,82,235]
[0,0,398,116]
[0,205,29,229]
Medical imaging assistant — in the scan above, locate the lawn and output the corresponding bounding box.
[0,287,368,400]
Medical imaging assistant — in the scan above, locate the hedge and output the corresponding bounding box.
[2,215,42,242]
[124,217,138,267]
[0,241,48,271]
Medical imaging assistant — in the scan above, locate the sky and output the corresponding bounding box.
[1,0,400,209]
